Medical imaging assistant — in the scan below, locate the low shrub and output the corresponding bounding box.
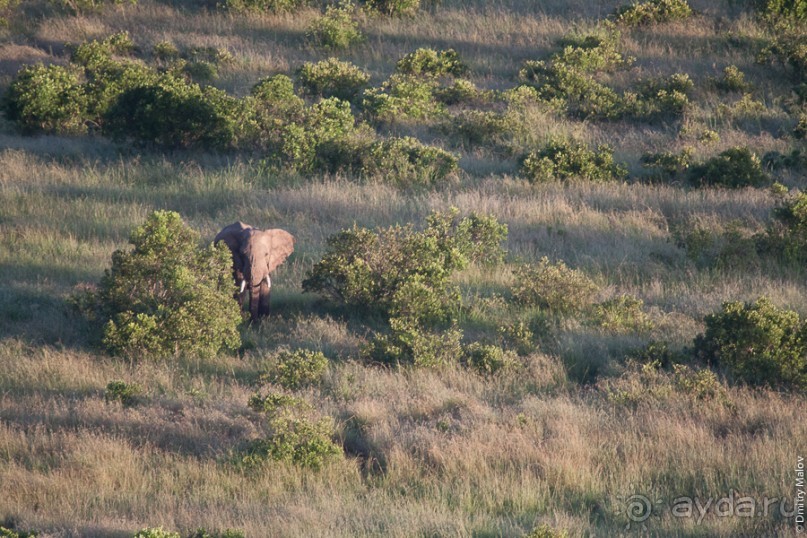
[395,47,468,77]
[298,58,370,101]
[520,138,627,183]
[248,391,309,417]
[687,147,769,188]
[132,529,180,538]
[303,208,507,322]
[754,0,807,22]
[526,524,569,538]
[624,72,693,120]
[76,210,242,359]
[767,191,807,263]
[591,294,654,333]
[511,257,599,315]
[498,321,535,355]
[104,380,142,406]
[219,0,307,12]
[0,525,36,538]
[612,0,693,26]
[361,74,443,122]
[362,136,458,187]
[554,29,632,73]
[448,110,509,147]
[462,342,518,375]
[186,530,245,538]
[758,22,806,82]
[244,415,342,470]
[51,0,136,14]
[435,79,488,105]
[307,1,363,50]
[362,0,419,16]
[363,316,464,367]
[3,63,87,134]
[103,74,246,150]
[260,349,329,390]
[694,296,807,390]
[714,65,751,92]
[627,340,681,369]
[795,111,807,138]
[640,147,694,181]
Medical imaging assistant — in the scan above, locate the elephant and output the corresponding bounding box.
[214,222,295,321]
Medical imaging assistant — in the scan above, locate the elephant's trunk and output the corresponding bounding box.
[249,284,261,321]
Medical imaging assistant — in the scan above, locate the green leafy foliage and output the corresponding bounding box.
[520,138,627,183]
[462,342,518,376]
[244,415,342,470]
[395,48,468,78]
[767,191,807,263]
[361,74,444,122]
[714,65,752,92]
[754,0,807,22]
[363,316,464,367]
[362,0,419,16]
[640,147,693,181]
[103,74,246,150]
[694,296,807,390]
[687,147,769,188]
[77,211,242,359]
[186,530,245,538]
[303,208,507,322]
[132,529,180,538]
[219,0,306,12]
[622,72,693,120]
[307,1,363,50]
[511,257,599,315]
[3,64,87,134]
[362,136,458,187]
[526,524,569,538]
[104,380,143,406]
[51,0,136,15]
[591,295,654,333]
[612,0,693,26]
[298,58,370,101]
[260,349,329,390]
[0,526,36,538]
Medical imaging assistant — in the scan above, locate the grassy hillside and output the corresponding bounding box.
[0,0,805,536]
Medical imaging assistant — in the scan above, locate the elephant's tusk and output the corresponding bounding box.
[240,280,247,294]
[266,275,271,288]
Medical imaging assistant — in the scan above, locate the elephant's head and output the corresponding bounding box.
[214,221,295,320]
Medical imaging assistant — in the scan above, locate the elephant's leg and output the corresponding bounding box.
[258,276,271,317]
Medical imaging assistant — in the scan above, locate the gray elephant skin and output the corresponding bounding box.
[215,222,295,321]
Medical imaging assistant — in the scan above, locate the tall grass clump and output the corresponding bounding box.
[73,210,242,359]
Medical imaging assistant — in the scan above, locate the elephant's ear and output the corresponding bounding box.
[263,229,295,273]
[214,221,252,253]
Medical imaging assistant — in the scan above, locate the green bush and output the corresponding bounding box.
[714,65,751,92]
[307,1,363,50]
[363,316,464,367]
[554,29,632,73]
[511,257,599,315]
[303,208,507,322]
[0,526,36,538]
[622,72,693,120]
[260,349,329,390]
[132,529,180,538]
[362,136,458,187]
[248,391,309,416]
[520,138,627,183]
[361,74,443,122]
[687,147,769,188]
[462,342,518,376]
[640,147,693,181]
[758,22,806,82]
[768,191,807,263]
[526,524,569,538]
[186,530,245,538]
[448,110,509,147]
[395,47,468,77]
[362,0,419,16]
[694,296,807,390]
[498,321,535,355]
[103,74,246,150]
[219,0,307,13]
[77,210,242,359]
[298,58,370,101]
[244,415,342,470]
[591,295,654,333]
[51,0,136,15]
[3,64,87,134]
[612,0,693,26]
[104,380,143,406]
[436,79,487,105]
[754,0,807,22]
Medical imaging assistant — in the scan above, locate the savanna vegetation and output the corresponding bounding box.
[0,0,805,536]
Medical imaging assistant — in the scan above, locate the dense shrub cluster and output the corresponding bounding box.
[520,138,627,183]
[307,1,363,50]
[395,48,468,78]
[105,380,143,406]
[687,147,769,188]
[767,191,807,263]
[363,0,420,16]
[640,147,693,181]
[2,64,87,134]
[591,295,654,333]
[303,208,507,322]
[462,342,518,375]
[510,257,599,314]
[74,211,242,359]
[362,74,444,122]
[363,316,464,367]
[694,297,807,390]
[259,349,329,390]
[244,413,342,469]
[612,0,693,26]
[362,136,458,187]
[298,58,370,101]
[220,0,306,13]
[622,72,693,120]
